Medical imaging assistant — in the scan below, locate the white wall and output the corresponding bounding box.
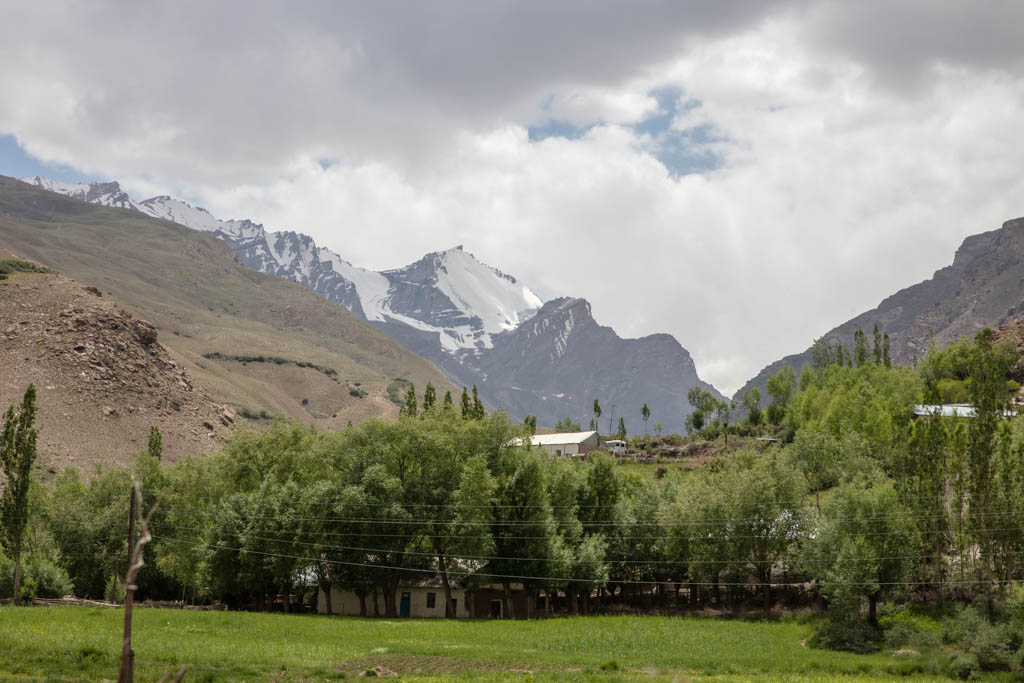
[540,443,580,456]
[318,586,468,618]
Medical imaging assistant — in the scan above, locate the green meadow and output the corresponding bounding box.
[0,607,952,681]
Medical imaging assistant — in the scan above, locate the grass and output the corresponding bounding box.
[0,257,50,280]
[0,607,954,681]
[203,351,340,380]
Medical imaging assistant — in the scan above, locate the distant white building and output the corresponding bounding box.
[513,430,600,457]
[912,404,1017,418]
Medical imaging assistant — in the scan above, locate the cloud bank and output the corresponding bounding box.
[2,1,1024,393]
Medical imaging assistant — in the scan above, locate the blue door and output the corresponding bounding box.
[400,592,411,617]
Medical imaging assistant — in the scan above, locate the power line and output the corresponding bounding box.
[147,523,1024,567]
[151,534,1024,588]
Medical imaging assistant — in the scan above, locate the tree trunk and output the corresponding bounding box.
[372,590,381,617]
[283,589,291,614]
[581,588,590,615]
[502,581,512,619]
[567,586,578,614]
[438,553,454,618]
[868,594,878,626]
[384,580,398,617]
[762,567,771,613]
[322,581,333,615]
[12,550,22,602]
[359,593,367,617]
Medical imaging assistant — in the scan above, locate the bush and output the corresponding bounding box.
[944,607,1017,672]
[810,618,883,654]
[948,653,979,680]
[0,550,73,600]
[884,621,940,651]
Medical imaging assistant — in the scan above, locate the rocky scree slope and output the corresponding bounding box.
[0,265,232,472]
[735,216,1024,403]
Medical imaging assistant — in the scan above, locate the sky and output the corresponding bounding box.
[3,1,1024,395]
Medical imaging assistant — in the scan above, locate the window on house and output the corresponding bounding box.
[426,592,436,608]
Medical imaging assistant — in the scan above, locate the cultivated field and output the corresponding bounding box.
[0,607,950,681]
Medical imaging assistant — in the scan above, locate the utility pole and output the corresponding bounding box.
[119,487,137,683]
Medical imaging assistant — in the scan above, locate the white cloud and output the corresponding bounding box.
[3,2,1024,394]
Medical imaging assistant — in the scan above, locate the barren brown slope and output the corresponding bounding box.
[1,265,233,472]
[0,176,456,465]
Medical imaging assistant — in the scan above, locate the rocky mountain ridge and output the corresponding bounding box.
[20,175,722,433]
[735,216,1024,402]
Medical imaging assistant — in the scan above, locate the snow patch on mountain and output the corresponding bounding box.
[433,246,542,336]
[22,176,140,210]
[316,248,391,320]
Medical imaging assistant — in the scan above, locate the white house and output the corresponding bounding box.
[512,430,600,457]
[318,584,470,618]
[317,582,534,618]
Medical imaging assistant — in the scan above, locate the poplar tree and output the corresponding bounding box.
[641,403,651,436]
[460,388,471,419]
[471,385,485,419]
[592,400,602,436]
[147,426,163,462]
[616,417,627,440]
[442,390,454,412]
[883,333,891,368]
[403,384,418,417]
[853,329,869,367]
[1,384,39,600]
[422,383,436,411]
[872,324,883,364]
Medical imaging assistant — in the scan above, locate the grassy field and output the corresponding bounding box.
[0,607,955,681]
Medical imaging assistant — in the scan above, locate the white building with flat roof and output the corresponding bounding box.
[513,430,600,457]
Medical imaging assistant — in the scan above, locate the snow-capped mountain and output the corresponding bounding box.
[21,178,543,354]
[23,176,139,210]
[21,175,721,432]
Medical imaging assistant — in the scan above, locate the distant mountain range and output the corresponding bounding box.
[22,176,723,432]
[0,175,458,468]
[735,215,1024,402]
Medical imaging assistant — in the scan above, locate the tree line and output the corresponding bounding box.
[5,326,1024,668]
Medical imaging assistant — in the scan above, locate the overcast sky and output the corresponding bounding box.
[3,1,1024,394]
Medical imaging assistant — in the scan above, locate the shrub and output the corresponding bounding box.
[0,259,51,280]
[948,653,979,680]
[810,618,883,654]
[944,607,1016,672]
[0,550,72,600]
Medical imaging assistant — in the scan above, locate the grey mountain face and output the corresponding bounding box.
[21,175,723,434]
[735,216,1024,403]
[455,297,724,434]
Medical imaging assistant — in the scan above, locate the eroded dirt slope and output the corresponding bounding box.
[1,269,232,474]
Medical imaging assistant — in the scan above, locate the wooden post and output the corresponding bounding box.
[119,486,137,683]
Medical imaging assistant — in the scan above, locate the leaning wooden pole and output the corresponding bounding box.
[119,485,138,683]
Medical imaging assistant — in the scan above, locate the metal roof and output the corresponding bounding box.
[515,430,598,446]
